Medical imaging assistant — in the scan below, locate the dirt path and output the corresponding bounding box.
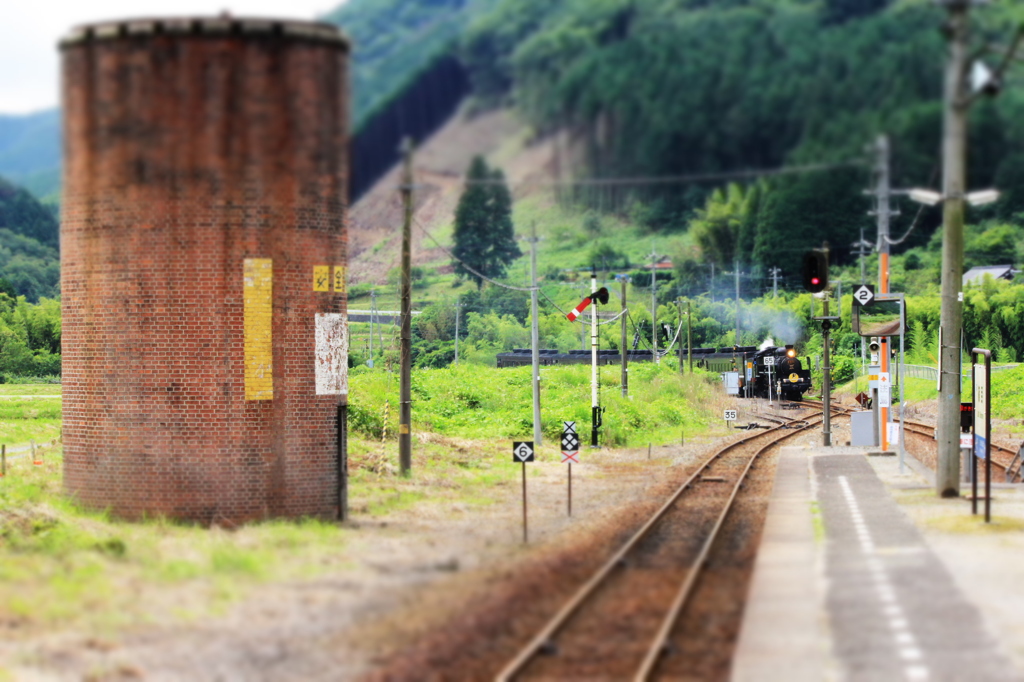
[3,429,758,681]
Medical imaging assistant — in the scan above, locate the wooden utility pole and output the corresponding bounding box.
[676,298,684,374]
[936,1,971,497]
[454,297,461,366]
[399,138,413,476]
[620,276,628,397]
[648,244,659,364]
[528,222,543,446]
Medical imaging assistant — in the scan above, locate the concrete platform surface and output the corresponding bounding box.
[733,445,1024,682]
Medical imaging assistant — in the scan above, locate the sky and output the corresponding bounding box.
[1,1,343,115]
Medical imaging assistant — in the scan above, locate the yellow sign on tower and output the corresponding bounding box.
[313,265,330,292]
[244,258,274,400]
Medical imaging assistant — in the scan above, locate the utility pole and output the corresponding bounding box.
[852,227,872,287]
[770,267,781,299]
[822,292,833,447]
[398,138,413,476]
[619,275,629,397]
[677,298,684,373]
[528,223,543,446]
[709,262,715,302]
[454,297,460,366]
[648,244,659,364]
[687,299,693,373]
[734,257,741,346]
[936,0,972,497]
[869,134,898,452]
[369,289,376,368]
[590,267,601,447]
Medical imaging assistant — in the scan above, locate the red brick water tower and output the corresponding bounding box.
[60,17,350,523]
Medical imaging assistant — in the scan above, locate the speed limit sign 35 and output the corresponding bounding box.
[724,410,737,421]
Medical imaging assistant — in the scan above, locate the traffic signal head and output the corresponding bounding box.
[801,251,829,293]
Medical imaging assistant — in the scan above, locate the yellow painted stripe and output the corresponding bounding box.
[244,258,274,400]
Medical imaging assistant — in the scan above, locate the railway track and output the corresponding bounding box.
[804,399,1021,481]
[494,410,822,681]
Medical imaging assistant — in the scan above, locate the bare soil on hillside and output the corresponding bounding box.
[347,106,567,287]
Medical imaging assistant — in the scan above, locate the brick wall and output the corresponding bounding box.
[60,19,349,523]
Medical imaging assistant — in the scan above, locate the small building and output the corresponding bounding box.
[644,257,675,271]
[962,265,1020,287]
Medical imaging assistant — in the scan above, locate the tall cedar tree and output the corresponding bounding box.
[452,156,522,287]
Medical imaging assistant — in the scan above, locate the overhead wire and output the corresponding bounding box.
[884,164,941,247]
[459,160,865,187]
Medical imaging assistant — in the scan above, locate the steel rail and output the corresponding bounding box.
[896,419,1016,478]
[493,414,819,682]
[634,416,820,680]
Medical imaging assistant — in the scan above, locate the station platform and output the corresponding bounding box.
[732,445,1024,682]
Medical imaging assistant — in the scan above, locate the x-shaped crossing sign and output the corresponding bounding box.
[561,421,580,464]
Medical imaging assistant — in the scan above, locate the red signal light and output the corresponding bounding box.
[811,277,820,285]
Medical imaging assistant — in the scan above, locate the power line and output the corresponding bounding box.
[459,160,864,188]
[413,217,537,292]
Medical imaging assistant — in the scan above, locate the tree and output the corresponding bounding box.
[452,156,522,288]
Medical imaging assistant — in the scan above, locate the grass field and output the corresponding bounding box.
[0,363,727,641]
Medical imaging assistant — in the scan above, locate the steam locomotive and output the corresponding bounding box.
[697,345,813,400]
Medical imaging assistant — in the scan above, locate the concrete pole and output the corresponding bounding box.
[859,227,868,286]
[687,300,693,373]
[937,0,970,497]
[876,135,892,452]
[399,138,413,476]
[529,223,542,447]
[771,267,780,299]
[590,267,600,447]
[454,297,460,366]
[822,294,833,447]
[735,257,741,345]
[621,277,628,397]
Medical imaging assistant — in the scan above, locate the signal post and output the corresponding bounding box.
[803,248,835,446]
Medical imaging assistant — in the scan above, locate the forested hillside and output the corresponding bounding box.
[323,0,497,126]
[0,177,59,302]
[459,0,1024,275]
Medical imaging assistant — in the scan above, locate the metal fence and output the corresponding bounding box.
[857,363,1019,383]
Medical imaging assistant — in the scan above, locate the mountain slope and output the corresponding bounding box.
[0,176,60,301]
